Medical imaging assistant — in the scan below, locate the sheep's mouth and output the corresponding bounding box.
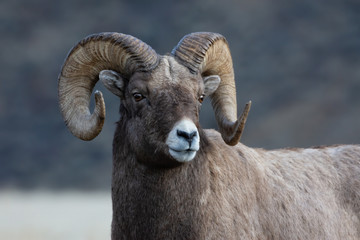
[169,147,196,153]
[168,148,198,163]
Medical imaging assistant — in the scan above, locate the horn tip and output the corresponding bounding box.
[94,90,103,100]
[94,90,106,123]
[220,100,252,146]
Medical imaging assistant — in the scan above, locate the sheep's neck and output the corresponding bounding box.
[111,138,210,239]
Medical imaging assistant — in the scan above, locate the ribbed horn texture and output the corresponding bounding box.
[172,32,250,145]
[58,32,159,140]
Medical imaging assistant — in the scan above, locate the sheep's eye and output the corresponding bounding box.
[133,93,144,102]
[198,94,205,103]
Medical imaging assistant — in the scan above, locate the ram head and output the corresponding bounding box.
[58,32,251,166]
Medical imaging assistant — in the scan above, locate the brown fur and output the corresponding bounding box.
[107,57,360,240]
[112,127,360,239]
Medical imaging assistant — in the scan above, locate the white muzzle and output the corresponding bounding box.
[166,118,200,162]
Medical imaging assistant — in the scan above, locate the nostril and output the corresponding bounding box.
[177,130,190,140]
[177,130,197,142]
[189,131,197,139]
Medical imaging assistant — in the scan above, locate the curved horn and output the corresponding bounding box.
[171,32,251,145]
[58,32,159,140]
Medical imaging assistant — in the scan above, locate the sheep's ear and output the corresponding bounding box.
[203,75,221,96]
[99,70,125,99]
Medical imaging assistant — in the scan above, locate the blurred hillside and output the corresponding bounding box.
[0,0,359,189]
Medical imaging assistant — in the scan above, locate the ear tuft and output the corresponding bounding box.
[99,70,125,98]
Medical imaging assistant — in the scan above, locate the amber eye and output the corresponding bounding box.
[133,93,144,102]
[198,95,205,103]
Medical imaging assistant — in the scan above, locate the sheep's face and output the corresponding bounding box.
[100,56,220,167]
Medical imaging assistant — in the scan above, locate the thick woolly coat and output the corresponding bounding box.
[111,127,360,240]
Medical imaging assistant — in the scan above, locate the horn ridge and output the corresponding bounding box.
[171,32,224,74]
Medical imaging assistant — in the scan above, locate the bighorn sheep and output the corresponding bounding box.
[58,32,360,239]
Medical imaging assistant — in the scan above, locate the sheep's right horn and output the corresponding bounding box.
[172,32,250,146]
[58,32,159,140]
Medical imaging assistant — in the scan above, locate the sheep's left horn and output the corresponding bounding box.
[172,32,250,145]
[58,32,159,140]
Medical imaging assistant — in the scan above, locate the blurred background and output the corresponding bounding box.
[1,0,359,239]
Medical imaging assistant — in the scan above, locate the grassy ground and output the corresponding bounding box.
[0,190,112,240]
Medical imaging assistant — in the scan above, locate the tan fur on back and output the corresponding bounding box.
[204,129,360,239]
